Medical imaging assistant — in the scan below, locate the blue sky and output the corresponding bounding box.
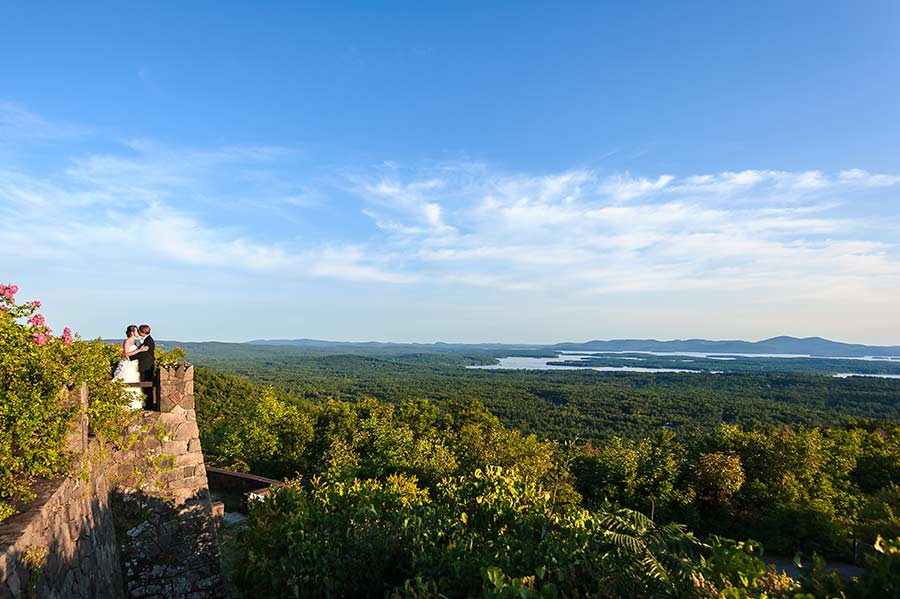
[2,2,900,344]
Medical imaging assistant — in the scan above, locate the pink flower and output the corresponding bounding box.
[33,332,47,345]
[28,300,41,309]
[28,314,46,327]
[0,305,7,312]
[62,327,73,345]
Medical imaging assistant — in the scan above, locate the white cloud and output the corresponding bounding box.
[3,104,900,338]
[5,137,899,303]
[340,163,900,303]
[0,139,411,285]
[838,168,900,187]
[598,173,674,201]
[423,203,443,227]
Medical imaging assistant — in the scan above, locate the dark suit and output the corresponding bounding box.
[136,335,156,404]
[136,335,155,380]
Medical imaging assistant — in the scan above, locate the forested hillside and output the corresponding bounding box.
[192,355,900,598]
[188,350,900,442]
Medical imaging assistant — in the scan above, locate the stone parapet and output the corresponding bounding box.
[62,383,89,454]
[158,364,195,413]
[0,438,123,599]
[0,362,225,599]
[112,408,209,506]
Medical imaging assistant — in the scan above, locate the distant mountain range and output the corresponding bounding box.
[248,336,900,357]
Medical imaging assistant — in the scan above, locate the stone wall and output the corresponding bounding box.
[109,365,224,598]
[0,445,124,598]
[0,364,225,599]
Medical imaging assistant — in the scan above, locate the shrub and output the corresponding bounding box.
[234,466,710,598]
[0,284,131,519]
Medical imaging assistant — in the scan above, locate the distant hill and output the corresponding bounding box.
[551,336,900,357]
[247,336,900,357]
[246,338,539,351]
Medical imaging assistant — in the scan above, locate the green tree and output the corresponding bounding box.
[217,387,314,477]
[695,452,745,506]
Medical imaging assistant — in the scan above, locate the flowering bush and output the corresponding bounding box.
[0,284,127,520]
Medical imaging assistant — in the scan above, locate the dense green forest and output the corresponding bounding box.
[197,366,900,556]
[185,347,900,442]
[189,346,900,598]
[170,339,900,376]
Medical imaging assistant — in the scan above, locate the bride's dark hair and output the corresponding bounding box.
[125,325,138,337]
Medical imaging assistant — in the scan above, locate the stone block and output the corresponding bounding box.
[169,475,204,491]
[7,566,21,596]
[66,520,81,544]
[170,489,195,505]
[176,452,204,468]
[115,463,136,481]
[173,577,192,595]
[45,552,63,579]
[162,440,189,455]
[63,567,75,591]
[174,422,199,442]
[157,412,186,426]
[195,575,219,590]
[156,466,191,484]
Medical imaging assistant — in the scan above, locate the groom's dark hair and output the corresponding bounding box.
[138,324,151,334]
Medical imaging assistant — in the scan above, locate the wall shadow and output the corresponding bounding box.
[109,487,225,599]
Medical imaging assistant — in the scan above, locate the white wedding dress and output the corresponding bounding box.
[113,344,144,410]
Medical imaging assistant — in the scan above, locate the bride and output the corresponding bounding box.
[113,324,150,410]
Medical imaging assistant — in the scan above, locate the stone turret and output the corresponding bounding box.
[159,364,195,412]
[113,363,224,598]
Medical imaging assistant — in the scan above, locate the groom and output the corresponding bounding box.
[136,324,156,407]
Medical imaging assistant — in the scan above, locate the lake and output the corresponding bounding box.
[468,351,900,378]
[833,373,900,379]
[468,353,703,374]
[558,350,900,362]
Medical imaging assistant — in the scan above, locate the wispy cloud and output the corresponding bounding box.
[0,101,89,140]
[0,131,410,285]
[599,173,674,201]
[3,103,900,325]
[343,163,900,297]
